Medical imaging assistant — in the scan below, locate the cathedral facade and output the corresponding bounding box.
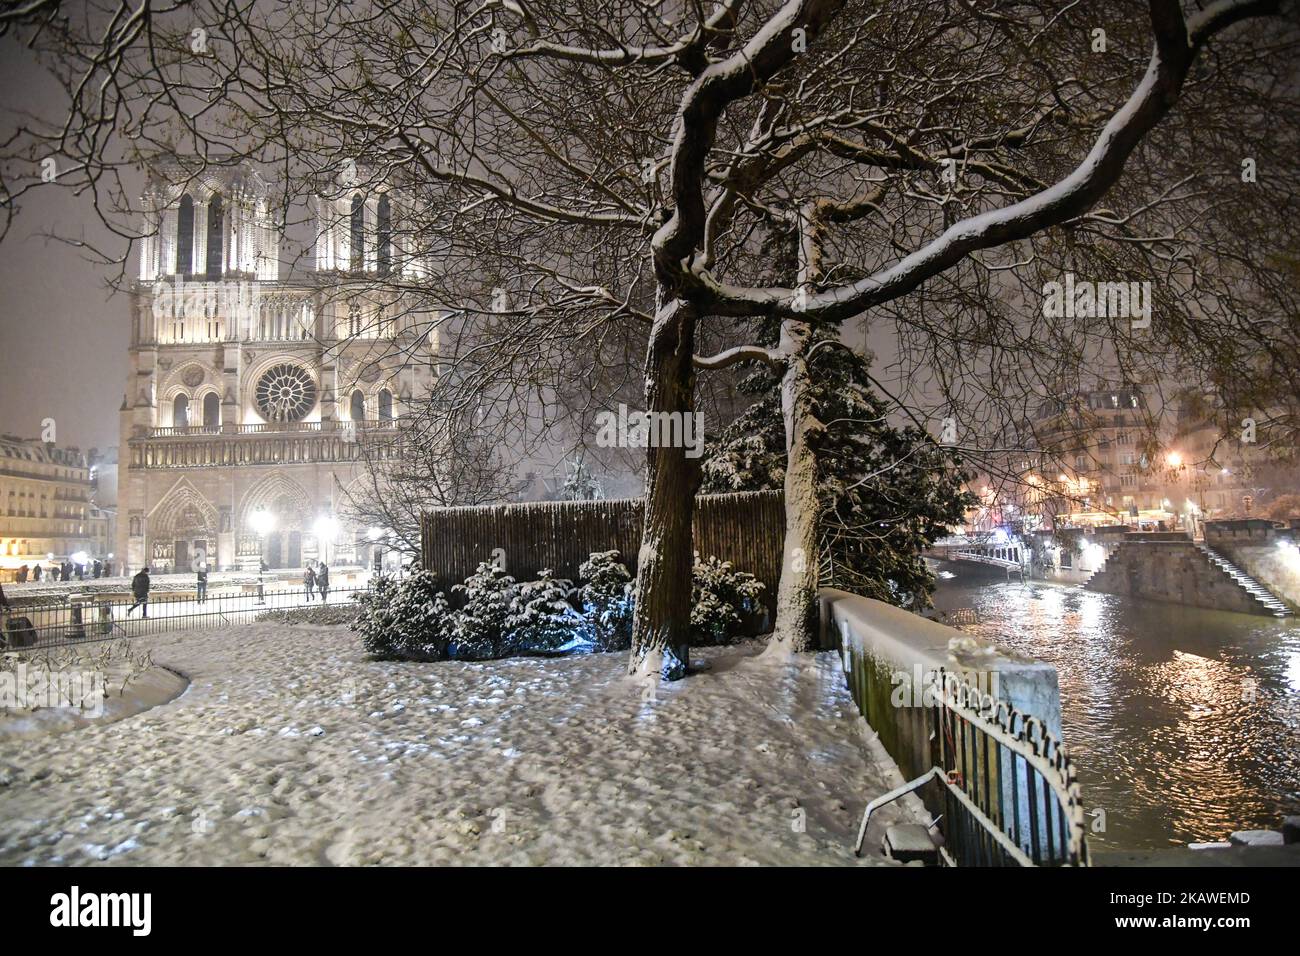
[117,163,436,573]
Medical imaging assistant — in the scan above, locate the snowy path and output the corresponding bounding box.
[0,625,921,865]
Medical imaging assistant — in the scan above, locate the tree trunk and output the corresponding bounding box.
[766,318,821,656]
[628,297,700,680]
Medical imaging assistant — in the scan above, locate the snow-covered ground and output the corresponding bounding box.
[0,624,923,865]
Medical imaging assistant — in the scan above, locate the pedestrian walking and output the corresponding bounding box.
[196,566,208,604]
[126,567,151,618]
[303,564,316,601]
[316,563,330,603]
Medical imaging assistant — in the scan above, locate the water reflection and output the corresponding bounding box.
[932,574,1300,849]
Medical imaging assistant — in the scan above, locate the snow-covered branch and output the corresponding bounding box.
[701,0,1283,321]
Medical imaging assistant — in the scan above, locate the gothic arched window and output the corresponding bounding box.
[377,194,391,277]
[173,393,190,429]
[350,389,365,422]
[378,389,393,421]
[350,193,365,271]
[203,392,220,428]
[206,194,224,277]
[176,194,195,274]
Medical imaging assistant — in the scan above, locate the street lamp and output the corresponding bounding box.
[366,526,385,577]
[250,507,276,603]
[314,514,338,565]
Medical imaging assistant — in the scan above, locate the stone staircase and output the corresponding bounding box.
[1081,539,1294,617]
[1197,544,1293,618]
[1078,541,1124,589]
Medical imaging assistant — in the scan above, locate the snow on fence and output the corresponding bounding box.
[420,490,785,610]
[819,588,1088,865]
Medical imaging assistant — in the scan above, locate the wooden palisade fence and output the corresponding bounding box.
[420,490,785,614]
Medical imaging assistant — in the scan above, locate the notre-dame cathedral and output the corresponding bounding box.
[117,162,436,573]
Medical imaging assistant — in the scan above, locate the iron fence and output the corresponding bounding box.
[2,583,369,651]
[854,668,1089,866]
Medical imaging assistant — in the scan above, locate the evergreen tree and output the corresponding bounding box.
[506,569,590,652]
[702,336,974,609]
[450,562,519,659]
[578,550,634,651]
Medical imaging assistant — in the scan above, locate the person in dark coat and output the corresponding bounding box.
[303,564,316,601]
[17,564,28,583]
[31,565,42,582]
[196,566,208,604]
[93,559,103,579]
[127,567,151,618]
[315,563,330,603]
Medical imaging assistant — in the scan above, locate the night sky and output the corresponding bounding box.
[0,38,130,453]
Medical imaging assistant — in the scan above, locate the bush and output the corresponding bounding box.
[578,550,634,651]
[352,572,455,660]
[354,551,766,663]
[506,568,591,653]
[691,554,765,644]
[450,562,519,659]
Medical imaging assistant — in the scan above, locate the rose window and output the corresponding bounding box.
[254,363,317,422]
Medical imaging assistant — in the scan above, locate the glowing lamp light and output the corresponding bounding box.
[250,508,276,536]
[366,526,385,542]
[1166,451,1183,468]
[71,551,88,564]
[314,515,339,542]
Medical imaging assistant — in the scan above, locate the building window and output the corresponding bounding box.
[177,194,195,274]
[254,363,317,422]
[206,194,224,277]
[173,393,190,428]
[378,389,393,421]
[350,193,365,271]
[203,392,220,428]
[377,194,391,276]
[350,389,365,422]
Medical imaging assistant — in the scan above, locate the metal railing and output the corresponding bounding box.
[855,668,1089,867]
[2,584,369,650]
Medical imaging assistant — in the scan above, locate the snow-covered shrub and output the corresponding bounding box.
[578,550,634,651]
[506,569,590,653]
[691,554,765,644]
[450,562,519,659]
[352,572,454,660]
